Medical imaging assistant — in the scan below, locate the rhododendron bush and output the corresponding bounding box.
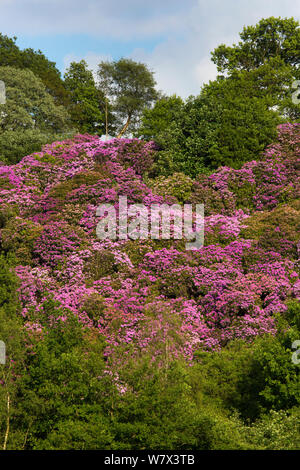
[0,123,299,365]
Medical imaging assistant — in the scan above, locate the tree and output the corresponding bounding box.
[0,34,20,67]
[97,63,112,139]
[212,17,300,72]
[152,17,299,178]
[0,33,69,107]
[200,69,284,168]
[211,17,300,120]
[64,60,107,135]
[97,58,159,138]
[154,68,283,177]
[0,66,73,164]
[152,92,221,177]
[135,94,184,141]
[0,253,26,451]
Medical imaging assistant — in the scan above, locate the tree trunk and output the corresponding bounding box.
[117,115,131,138]
[2,366,11,450]
[3,389,9,450]
[105,98,108,139]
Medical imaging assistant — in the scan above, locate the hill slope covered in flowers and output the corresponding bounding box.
[0,123,299,363]
[0,122,299,450]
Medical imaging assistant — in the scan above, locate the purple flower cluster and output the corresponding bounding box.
[1,124,299,362]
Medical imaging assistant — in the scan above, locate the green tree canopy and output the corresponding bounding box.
[97,58,159,137]
[135,94,184,141]
[0,66,73,164]
[211,17,300,120]
[154,68,283,177]
[152,17,299,177]
[0,33,69,107]
[211,16,300,72]
[64,60,108,135]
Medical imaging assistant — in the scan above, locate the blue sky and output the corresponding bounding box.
[0,0,299,97]
[15,34,164,71]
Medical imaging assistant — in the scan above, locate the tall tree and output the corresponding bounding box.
[211,17,300,119]
[64,60,107,135]
[0,66,73,164]
[135,94,184,141]
[0,33,69,107]
[97,58,159,138]
[154,67,283,177]
[212,17,300,72]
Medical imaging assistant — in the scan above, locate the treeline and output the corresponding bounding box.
[0,34,159,163]
[0,16,299,168]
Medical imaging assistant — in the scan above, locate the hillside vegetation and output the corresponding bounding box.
[0,123,299,450]
[0,15,299,451]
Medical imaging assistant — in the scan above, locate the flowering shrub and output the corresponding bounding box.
[94,139,157,176]
[0,124,299,364]
[149,172,193,203]
[191,123,300,215]
[1,216,42,264]
[240,203,300,259]
[33,222,87,269]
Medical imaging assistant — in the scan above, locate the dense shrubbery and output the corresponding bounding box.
[0,67,74,164]
[0,122,299,449]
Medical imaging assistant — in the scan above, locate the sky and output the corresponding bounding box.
[0,0,299,98]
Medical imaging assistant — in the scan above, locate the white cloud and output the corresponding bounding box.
[195,57,219,88]
[0,0,191,38]
[129,0,300,97]
[63,52,113,78]
[1,0,298,38]
[1,0,299,97]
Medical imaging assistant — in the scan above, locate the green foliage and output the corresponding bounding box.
[240,204,300,259]
[284,300,300,333]
[98,58,159,137]
[0,253,26,450]
[80,294,106,327]
[148,172,193,203]
[153,93,220,177]
[0,253,20,313]
[1,297,299,450]
[203,70,283,168]
[33,407,114,450]
[0,66,74,164]
[11,310,111,449]
[237,335,300,420]
[155,70,282,177]
[136,94,184,141]
[0,205,19,229]
[193,329,300,424]
[212,17,300,72]
[49,170,107,200]
[1,217,43,265]
[152,17,298,177]
[0,66,70,132]
[248,409,300,450]
[109,358,250,450]
[123,240,157,266]
[0,33,69,107]
[84,250,119,282]
[0,129,73,165]
[211,17,300,120]
[64,60,108,135]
